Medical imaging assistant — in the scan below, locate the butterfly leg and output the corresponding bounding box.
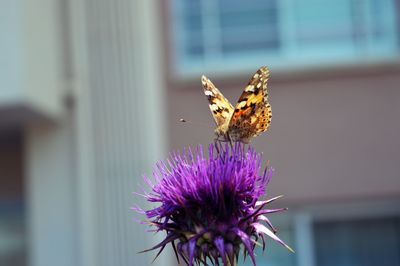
[214,139,221,154]
[226,133,234,149]
[241,142,246,156]
[214,135,227,155]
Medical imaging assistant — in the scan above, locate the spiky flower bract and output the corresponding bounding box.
[136,143,292,266]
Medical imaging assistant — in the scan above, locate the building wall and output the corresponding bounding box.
[1,1,399,266]
[67,0,170,265]
[166,66,400,205]
[0,0,171,266]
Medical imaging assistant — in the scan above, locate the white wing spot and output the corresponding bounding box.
[246,85,255,92]
[237,101,247,109]
[210,104,219,111]
[204,90,213,96]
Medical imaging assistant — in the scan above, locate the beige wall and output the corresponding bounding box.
[166,66,400,205]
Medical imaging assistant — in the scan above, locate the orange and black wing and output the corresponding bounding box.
[228,66,272,142]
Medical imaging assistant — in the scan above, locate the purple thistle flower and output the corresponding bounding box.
[136,143,293,266]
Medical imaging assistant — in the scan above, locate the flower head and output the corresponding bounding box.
[136,143,292,266]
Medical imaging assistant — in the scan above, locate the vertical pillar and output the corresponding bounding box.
[71,0,169,265]
[26,111,78,266]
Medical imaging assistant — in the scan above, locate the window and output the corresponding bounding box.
[240,201,400,266]
[171,0,399,75]
[0,202,26,266]
[314,216,400,266]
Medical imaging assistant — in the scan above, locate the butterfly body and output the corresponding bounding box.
[202,66,272,143]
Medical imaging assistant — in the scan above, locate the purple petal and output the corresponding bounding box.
[255,195,284,207]
[257,214,278,233]
[252,223,294,253]
[138,232,179,253]
[188,238,197,266]
[214,236,227,266]
[225,242,235,266]
[231,228,257,266]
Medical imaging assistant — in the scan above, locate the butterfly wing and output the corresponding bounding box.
[201,75,234,133]
[228,66,272,142]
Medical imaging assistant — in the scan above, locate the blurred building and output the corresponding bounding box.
[0,0,400,266]
[0,1,167,266]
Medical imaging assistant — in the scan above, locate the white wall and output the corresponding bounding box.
[70,0,170,265]
[24,0,171,265]
[26,110,78,266]
[0,0,64,119]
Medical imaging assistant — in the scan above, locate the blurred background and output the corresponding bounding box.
[0,0,399,266]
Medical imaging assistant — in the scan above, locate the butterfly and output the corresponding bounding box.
[202,66,272,144]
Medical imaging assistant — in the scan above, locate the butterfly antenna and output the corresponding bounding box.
[179,118,213,129]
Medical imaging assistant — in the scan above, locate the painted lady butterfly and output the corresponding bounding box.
[202,66,272,143]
